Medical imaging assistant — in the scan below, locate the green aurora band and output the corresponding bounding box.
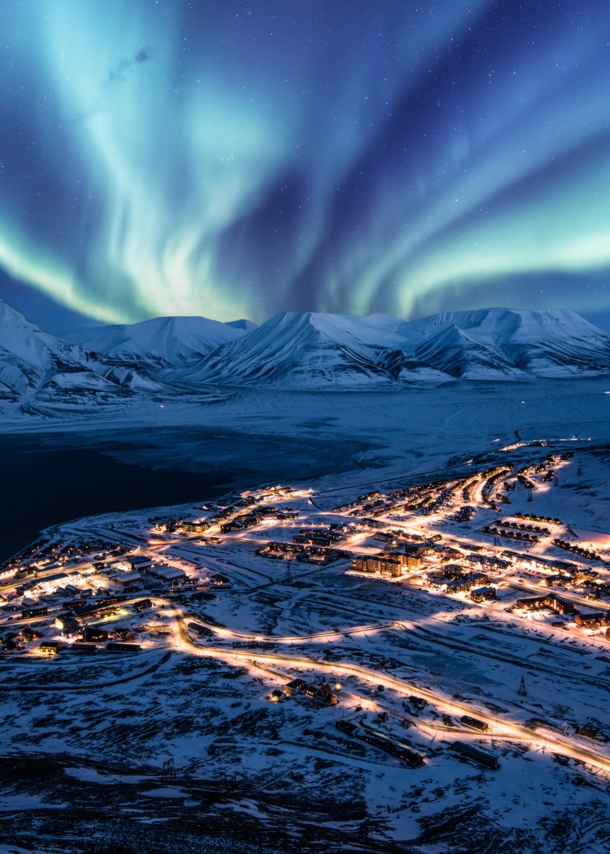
[1,0,610,324]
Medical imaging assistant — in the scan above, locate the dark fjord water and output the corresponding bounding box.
[0,425,365,562]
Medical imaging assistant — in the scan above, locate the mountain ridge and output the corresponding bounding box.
[66,314,252,374]
[183,307,610,387]
[2,303,610,412]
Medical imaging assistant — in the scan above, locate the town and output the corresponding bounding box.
[1,436,610,846]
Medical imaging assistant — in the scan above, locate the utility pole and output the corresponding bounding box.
[161,757,176,782]
[357,819,372,844]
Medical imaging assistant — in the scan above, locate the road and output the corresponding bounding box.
[171,604,610,773]
[177,597,610,770]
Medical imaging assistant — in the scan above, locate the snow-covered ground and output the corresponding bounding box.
[3,422,610,852]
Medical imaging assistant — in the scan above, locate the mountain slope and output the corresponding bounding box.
[67,315,249,373]
[3,303,610,405]
[0,302,109,400]
[164,307,610,387]
[180,311,444,388]
[226,319,258,332]
[404,308,610,378]
[0,302,181,414]
[411,324,526,379]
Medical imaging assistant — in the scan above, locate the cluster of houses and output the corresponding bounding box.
[31,597,153,655]
[466,552,510,570]
[483,524,540,544]
[349,538,502,608]
[2,536,130,584]
[552,538,601,562]
[516,594,575,616]
[514,512,561,525]
[352,553,412,577]
[350,531,506,602]
[332,478,463,519]
[481,466,514,504]
[254,523,352,564]
[516,473,536,491]
[205,488,300,533]
[516,593,610,629]
[503,550,608,599]
[150,516,210,534]
[452,505,475,523]
[220,505,298,534]
[427,565,491,595]
[351,537,433,577]
[256,542,303,561]
[75,554,191,594]
[500,519,551,536]
[293,525,346,546]
[501,551,576,575]
[0,539,206,657]
[256,540,342,565]
[269,678,339,706]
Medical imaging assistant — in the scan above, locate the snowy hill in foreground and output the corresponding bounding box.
[67,315,252,374]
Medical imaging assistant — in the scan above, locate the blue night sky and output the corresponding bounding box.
[2,0,610,332]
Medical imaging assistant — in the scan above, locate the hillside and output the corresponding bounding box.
[67,315,250,374]
[183,311,444,388]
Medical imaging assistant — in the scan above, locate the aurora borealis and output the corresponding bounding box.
[2,0,610,327]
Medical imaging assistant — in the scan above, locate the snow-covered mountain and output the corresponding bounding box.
[67,315,251,374]
[225,319,258,332]
[0,303,214,416]
[2,302,610,410]
[0,302,119,406]
[182,307,610,387]
[408,322,525,379]
[403,308,610,378]
[180,311,446,388]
